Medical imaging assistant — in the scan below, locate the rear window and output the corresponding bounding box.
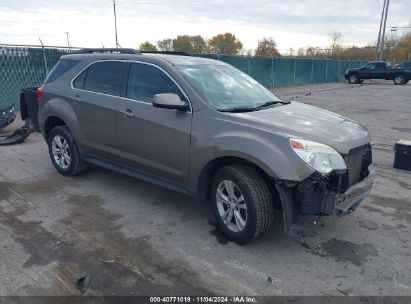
[403,62,411,69]
[45,59,80,83]
[82,61,125,96]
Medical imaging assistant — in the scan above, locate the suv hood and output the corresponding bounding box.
[231,102,370,154]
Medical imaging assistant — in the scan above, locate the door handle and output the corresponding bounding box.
[73,95,81,103]
[120,109,135,118]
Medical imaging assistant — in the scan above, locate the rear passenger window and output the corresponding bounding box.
[83,61,125,96]
[45,59,80,84]
[127,63,184,103]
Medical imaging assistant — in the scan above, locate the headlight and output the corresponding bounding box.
[290,138,347,175]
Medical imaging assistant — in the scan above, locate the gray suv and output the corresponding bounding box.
[38,49,374,244]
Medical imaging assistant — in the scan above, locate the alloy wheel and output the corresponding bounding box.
[51,135,71,169]
[216,180,247,232]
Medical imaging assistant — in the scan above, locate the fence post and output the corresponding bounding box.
[325,59,328,82]
[337,60,340,82]
[310,59,314,84]
[293,58,296,85]
[39,38,49,76]
[271,58,275,88]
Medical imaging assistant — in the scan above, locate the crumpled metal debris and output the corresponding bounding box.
[0,105,16,129]
[0,126,32,146]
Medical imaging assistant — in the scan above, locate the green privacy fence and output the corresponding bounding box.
[199,54,368,87]
[0,45,368,109]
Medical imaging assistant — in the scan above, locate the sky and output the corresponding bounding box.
[0,0,410,52]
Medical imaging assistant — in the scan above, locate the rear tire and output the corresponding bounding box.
[403,80,409,85]
[348,74,360,84]
[394,75,405,85]
[48,126,87,176]
[211,165,274,245]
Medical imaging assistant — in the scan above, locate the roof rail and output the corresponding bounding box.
[140,51,192,56]
[74,48,140,54]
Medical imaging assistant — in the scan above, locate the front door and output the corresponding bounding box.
[117,62,192,186]
[360,63,377,79]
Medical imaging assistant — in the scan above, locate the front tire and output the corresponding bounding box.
[211,165,274,245]
[348,74,360,84]
[394,75,405,85]
[48,126,87,176]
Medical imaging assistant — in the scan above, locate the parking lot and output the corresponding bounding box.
[0,81,410,296]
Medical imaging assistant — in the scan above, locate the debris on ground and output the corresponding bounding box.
[0,126,32,146]
[97,257,116,264]
[75,275,92,293]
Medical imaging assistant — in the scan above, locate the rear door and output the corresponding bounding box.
[116,62,192,186]
[71,60,128,161]
[375,62,386,78]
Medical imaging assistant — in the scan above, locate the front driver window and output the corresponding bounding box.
[127,63,185,103]
[365,64,376,70]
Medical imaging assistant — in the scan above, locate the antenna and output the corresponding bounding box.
[113,0,119,48]
[65,32,71,50]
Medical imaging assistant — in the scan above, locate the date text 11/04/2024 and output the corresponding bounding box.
[149,296,258,303]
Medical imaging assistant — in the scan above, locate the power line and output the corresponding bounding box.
[132,1,202,4]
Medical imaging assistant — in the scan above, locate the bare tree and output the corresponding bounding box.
[255,37,281,57]
[329,31,344,59]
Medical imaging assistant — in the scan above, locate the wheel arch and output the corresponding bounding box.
[44,116,67,141]
[196,156,280,205]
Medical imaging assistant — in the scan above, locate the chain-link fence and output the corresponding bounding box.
[0,45,76,109]
[0,45,368,110]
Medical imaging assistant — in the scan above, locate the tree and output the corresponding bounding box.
[255,37,281,57]
[157,38,173,51]
[329,31,344,59]
[172,35,208,53]
[396,32,411,61]
[139,41,157,51]
[208,33,243,55]
[190,35,208,54]
[173,35,194,53]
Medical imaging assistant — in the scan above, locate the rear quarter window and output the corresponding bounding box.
[81,61,125,96]
[45,59,80,84]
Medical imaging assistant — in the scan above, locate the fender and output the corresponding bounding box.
[189,129,315,193]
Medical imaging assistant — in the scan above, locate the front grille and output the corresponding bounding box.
[343,144,372,188]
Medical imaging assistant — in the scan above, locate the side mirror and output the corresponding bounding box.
[152,93,189,111]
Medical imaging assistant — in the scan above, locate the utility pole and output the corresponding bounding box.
[376,0,390,60]
[379,0,390,60]
[375,0,386,60]
[65,32,71,50]
[113,0,119,48]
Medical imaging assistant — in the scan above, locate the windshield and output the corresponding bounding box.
[176,65,281,111]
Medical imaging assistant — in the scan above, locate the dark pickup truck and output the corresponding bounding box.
[345,61,411,85]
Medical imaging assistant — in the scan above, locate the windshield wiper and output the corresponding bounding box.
[219,100,290,113]
[219,106,259,113]
[252,100,290,111]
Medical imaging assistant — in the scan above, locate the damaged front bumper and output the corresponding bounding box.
[335,165,375,215]
[0,105,16,129]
